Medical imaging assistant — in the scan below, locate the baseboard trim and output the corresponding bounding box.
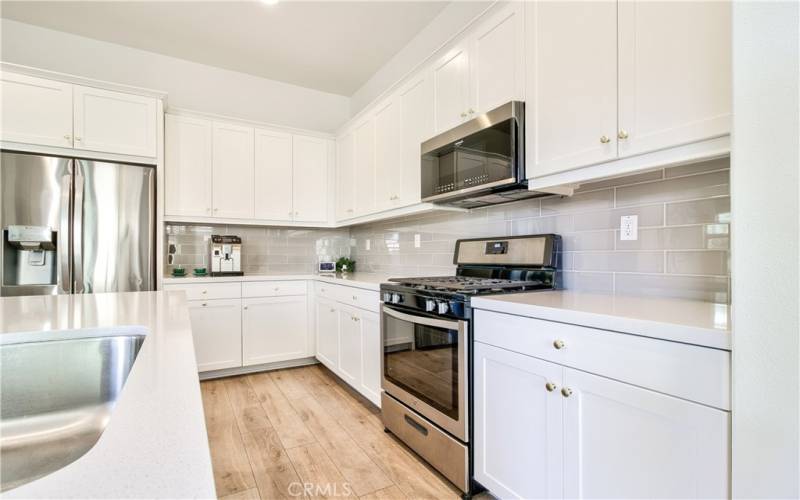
[198,357,319,380]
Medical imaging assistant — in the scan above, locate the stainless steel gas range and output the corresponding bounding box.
[379,234,561,496]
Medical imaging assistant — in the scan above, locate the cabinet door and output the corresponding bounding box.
[563,368,730,499]
[242,295,309,366]
[618,1,731,157]
[526,1,618,177]
[336,131,356,220]
[398,72,433,206]
[1,73,73,148]
[353,118,376,217]
[374,97,403,211]
[165,115,213,217]
[254,128,293,221]
[470,1,525,114]
[474,342,564,499]
[73,85,157,157]
[359,310,381,406]
[292,135,328,222]
[316,297,340,371]
[338,305,362,386]
[188,299,242,372]
[433,42,471,133]
[212,121,254,219]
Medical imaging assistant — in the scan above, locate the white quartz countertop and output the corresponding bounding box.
[472,290,731,350]
[0,292,215,499]
[162,272,395,291]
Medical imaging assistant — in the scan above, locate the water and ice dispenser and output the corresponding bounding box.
[2,225,58,289]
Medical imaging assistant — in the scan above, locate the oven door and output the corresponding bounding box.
[381,305,468,441]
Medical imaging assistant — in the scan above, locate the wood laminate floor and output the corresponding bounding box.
[200,364,464,500]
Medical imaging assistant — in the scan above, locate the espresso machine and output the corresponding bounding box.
[210,235,243,277]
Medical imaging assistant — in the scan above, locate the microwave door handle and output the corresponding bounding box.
[382,305,462,331]
[58,165,72,293]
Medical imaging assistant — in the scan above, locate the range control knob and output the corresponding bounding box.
[391,293,402,304]
[437,301,449,315]
[425,299,436,312]
[382,292,392,303]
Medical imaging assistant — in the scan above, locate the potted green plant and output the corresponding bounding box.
[336,257,356,274]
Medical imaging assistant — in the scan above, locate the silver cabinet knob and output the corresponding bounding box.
[330,308,336,313]
[600,135,610,144]
[243,306,248,310]
[545,382,557,392]
[63,134,72,140]
[206,208,211,213]
[75,136,82,142]
[618,129,629,140]
[468,108,475,114]
[553,339,566,350]
[201,302,207,307]
[202,290,207,294]
[460,112,468,118]
[274,287,279,291]
[561,387,573,398]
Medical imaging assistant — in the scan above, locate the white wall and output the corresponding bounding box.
[0,19,350,132]
[731,1,800,498]
[348,1,491,116]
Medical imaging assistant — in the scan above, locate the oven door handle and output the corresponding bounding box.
[382,305,463,331]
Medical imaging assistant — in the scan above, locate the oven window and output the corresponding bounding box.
[383,311,460,420]
[421,117,514,199]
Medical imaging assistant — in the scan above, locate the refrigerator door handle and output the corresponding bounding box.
[73,165,84,293]
[58,165,72,294]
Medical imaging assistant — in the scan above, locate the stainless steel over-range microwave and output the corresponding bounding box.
[420,101,546,208]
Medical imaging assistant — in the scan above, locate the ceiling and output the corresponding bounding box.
[0,1,449,96]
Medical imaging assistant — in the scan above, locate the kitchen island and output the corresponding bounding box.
[0,291,215,499]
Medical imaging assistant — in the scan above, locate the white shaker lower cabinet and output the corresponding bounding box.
[187,298,242,372]
[337,305,362,387]
[474,342,564,499]
[474,313,730,499]
[315,297,340,370]
[358,309,381,404]
[562,368,729,499]
[242,295,309,366]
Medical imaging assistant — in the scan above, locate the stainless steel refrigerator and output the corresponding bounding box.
[1,151,155,297]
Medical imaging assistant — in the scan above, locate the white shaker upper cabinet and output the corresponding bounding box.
[165,114,213,217]
[1,73,73,148]
[353,118,376,217]
[617,1,732,158]
[474,342,564,500]
[374,96,403,211]
[398,72,434,205]
[526,1,618,178]
[336,131,356,220]
[433,42,471,133]
[292,135,328,223]
[212,121,254,219]
[73,85,157,157]
[470,1,525,115]
[563,368,730,499]
[254,128,293,221]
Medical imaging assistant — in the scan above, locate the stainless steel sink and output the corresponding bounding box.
[0,333,145,492]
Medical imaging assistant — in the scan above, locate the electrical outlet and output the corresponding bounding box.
[365,239,371,251]
[620,215,638,241]
[414,234,421,248]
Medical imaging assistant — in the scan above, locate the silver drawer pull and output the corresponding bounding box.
[352,295,357,300]
[404,415,428,436]
[201,303,207,307]
[561,387,572,398]
[545,382,557,392]
[202,290,207,294]
[553,339,566,350]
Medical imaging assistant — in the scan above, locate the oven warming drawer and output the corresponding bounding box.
[382,392,468,492]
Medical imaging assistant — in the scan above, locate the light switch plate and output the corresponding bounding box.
[620,215,638,241]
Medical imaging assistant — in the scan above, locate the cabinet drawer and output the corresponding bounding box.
[316,282,380,312]
[474,310,730,410]
[164,282,241,301]
[243,280,307,298]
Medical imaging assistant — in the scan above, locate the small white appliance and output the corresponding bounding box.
[210,235,242,277]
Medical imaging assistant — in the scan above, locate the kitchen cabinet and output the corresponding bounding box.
[397,72,434,206]
[617,0,731,158]
[353,118,376,216]
[563,367,729,499]
[187,298,242,372]
[254,128,293,221]
[433,41,471,133]
[374,96,402,211]
[242,295,309,365]
[1,72,73,148]
[165,114,213,217]
[474,312,731,499]
[73,85,157,157]
[338,304,362,386]
[474,342,563,499]
[336,131,356,219]
[211,121,254,219]
[292,135,329,223]
[358,310,381,404]
[315,297,340,370]
[525,0,618,177]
